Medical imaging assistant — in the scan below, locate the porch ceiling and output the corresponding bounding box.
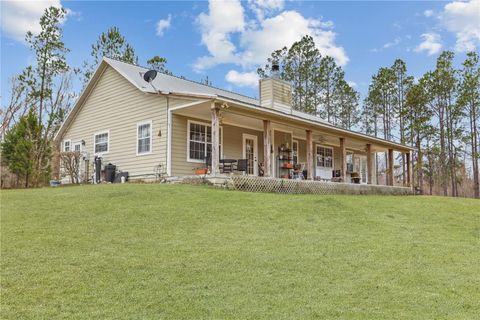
[171,102,406,153]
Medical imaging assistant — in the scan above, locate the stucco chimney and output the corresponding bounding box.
[259,64,292,113]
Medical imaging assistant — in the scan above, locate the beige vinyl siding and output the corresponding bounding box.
[171,114,264,176]
[259,78,292,109]
[296,139,306,164]
[61,65,189,180]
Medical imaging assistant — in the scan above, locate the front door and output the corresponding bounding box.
[242,134,258,175]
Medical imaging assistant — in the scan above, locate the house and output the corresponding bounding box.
[55,57,414,188]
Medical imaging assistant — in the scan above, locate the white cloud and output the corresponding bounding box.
[195,0,246,69]
[194,1,348,72]
[414,33,443,55]
[156,14,172,37]
[347,81,357,88]
[1,0,66,42]
[371,37,401,52]
[440,0,480,52]
[241,11,347,66]
[248,0,284,20]
[424,10,434,17]
[383,37,401,48]
[225,70,259,87]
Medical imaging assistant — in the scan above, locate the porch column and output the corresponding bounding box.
[406,151,411,187]
[366,143,373,185]
[210,102,220,176]
[263,120,272,177]
[340,137,346,182]
[388,148,394,186]
[306,130,313,180]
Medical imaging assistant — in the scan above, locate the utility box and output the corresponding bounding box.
[104,163,116,183]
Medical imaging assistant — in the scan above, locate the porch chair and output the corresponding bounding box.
[236,159,249,175]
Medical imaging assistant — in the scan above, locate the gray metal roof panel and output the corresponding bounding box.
[104,57,259,105]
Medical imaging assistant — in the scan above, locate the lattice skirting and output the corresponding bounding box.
[230,176,413,195]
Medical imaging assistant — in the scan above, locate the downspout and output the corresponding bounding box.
[166,96,172,176]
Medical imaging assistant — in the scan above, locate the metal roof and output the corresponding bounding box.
[104,57,259,105]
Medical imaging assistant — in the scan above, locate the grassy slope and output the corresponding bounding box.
[1,184,479,319]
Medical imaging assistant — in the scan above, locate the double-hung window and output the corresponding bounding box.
[94,131,109,154]
[188,121,222,162]
[316,146,333,168]
[137,121,152,155]
[63,140,71,152]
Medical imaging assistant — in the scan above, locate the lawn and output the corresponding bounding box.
[1,184,479,319]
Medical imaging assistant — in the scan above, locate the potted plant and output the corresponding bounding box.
[194,168,208,175]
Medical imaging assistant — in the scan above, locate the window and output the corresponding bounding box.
[63,140,71,152]
[187,121,222,162]
[346,151,354,172]
[316,146,333,168]
[73,142,81,152]
[94,131,109,154]
[292,140,299,164]
[137,121,152,155]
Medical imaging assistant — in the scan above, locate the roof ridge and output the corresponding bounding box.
[103,56,259,102]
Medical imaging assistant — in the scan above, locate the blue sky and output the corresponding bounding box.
[1,0,479,106]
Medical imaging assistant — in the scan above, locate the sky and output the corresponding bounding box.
[1,0,479,106]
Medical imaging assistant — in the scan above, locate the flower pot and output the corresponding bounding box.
[195,168,208,175]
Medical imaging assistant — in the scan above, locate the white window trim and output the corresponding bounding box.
[63,139,71,152]
[292,140,299,164]
[73,142,82,152]
[187,119,223,163]
[93,130,110,155]
[316,144,334,169]
[136,120,153,156]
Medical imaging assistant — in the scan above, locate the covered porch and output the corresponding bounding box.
[168,99,414,189]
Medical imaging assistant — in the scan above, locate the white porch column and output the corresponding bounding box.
[340,137,346,182]
[210,102,220,176]
[263,120,272,177]
[306,130,313,180]
[366,143,373,185]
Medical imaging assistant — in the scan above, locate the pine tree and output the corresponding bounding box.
[83,26,138,83]
[147,55,171,74]
[458,51,480,198]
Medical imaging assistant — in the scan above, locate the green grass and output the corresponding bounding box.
[1,184,479,319]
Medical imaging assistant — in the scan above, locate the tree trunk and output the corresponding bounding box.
[471,102,479,198]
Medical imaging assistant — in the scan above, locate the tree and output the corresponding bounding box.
[60,151,81,184]
[458,51,480,198]
[21,6,74,186]
[83,26,137,83]
[25,6,69,125]
[423,52,461,196]
[405,81,433,192]
[391,59,413,184]
[147,55,171,74]
[257,35,358,124]
[0,70,36,140]
[318,56,343,122]
[200,75,213,86]
[1,111,43,187]
[335,79,360,130]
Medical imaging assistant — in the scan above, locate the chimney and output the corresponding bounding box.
[259,64,292,113]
